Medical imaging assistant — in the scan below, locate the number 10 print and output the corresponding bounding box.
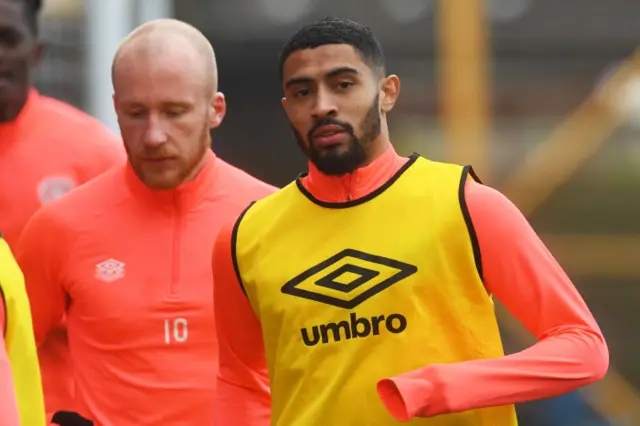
[164,318,188,344]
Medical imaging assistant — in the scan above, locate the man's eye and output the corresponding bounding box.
[127,111,145,119]
[295,88,311,98]
[337,82,354,90]
[0,30,22,47]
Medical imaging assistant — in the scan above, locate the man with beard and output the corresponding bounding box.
[15,18,274,425]
[212,17,608,426]
[0,1,125,419]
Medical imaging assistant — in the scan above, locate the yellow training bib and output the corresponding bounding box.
[234,155,517,426]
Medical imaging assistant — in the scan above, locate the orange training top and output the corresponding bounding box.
[212,147,608,423]
[0,88,125,249]
[15,150,275,425]
[0,88,125,419]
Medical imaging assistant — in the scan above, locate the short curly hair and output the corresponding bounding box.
[278,17,386,79]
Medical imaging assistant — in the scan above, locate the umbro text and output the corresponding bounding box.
[300,312,407,346]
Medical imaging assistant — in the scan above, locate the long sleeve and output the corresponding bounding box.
[377,179,609,421]
[14,208,69,346]
[213,221,271,425]
[0,299,20,426]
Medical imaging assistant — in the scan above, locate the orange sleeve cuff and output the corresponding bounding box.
[377,374,437,421]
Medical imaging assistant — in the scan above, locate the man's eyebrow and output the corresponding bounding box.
[162,101,192,108]
[285,77,313,89]
[326,67,359,79]
[284,67,360,89]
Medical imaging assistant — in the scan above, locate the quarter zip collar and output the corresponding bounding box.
[302,146,407,203]
[124,149,217,213]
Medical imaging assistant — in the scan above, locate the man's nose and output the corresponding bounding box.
[142,116,169,146]
[311,90,338,118]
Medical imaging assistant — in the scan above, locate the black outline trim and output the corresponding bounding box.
[295,153,421,208]
[0,234,7,337]
[458,166,483,282]
[231,202,256,296]
[0,282,6,337]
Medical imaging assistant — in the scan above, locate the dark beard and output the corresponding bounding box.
[293,94,381,176]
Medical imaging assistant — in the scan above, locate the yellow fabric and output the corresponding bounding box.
[234,155,517,425]
[0,238,46,426]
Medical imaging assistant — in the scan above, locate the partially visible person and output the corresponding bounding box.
[0,235,46,426]
[212,17,608,426]
[16,18,275,425]
[0,0,125,247]
[0,0,125,418]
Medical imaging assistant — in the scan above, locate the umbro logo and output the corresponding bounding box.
[95,259,125,283]
[37,176,76,205]
[281,249,418,309]
[281,249,417,346]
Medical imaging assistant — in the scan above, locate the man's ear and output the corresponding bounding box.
[209,92,227,129]
[30,41,44,67]
[281,96,294,120]
[380,75,400,114]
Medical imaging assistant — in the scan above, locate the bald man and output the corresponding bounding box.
[15,19,276,426]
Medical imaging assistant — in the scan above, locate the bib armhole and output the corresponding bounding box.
[231,201,256,297]
[458,166,484,283]
[0,283,6,337]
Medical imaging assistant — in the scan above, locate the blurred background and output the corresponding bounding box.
[36,0,640,424]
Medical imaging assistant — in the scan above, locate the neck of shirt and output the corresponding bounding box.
[124,149,218,212]
[301,145,408,203]
[0,88,38,142]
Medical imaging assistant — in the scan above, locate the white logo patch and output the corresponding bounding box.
[95,259,125,283]
[37,176,76,204]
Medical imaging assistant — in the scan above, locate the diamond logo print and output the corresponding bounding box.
[95,259,125,283]
[315,264,380,293]
[37,176,76,205]
[281,249,418,309]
